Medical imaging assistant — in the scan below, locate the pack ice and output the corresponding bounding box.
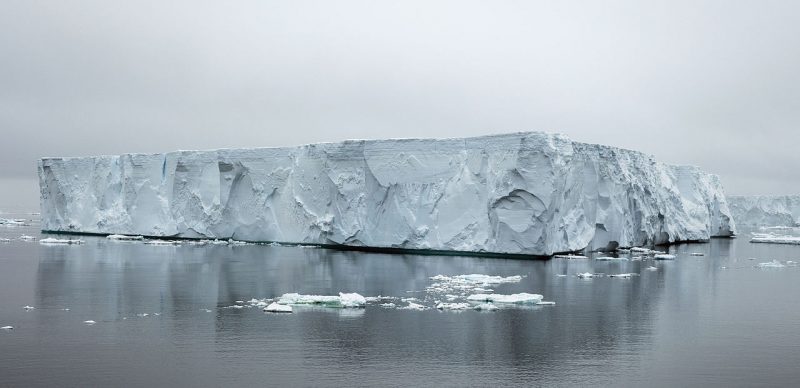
[728,195,800,227]
[38,132,735,256]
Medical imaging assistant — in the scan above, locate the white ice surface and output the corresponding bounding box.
[466,293,543,304]
[276,292,366,308]
[750,234,800,245]
[264,302,293,313]
[38,132,735,256]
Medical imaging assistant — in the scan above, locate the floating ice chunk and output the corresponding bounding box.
[200,308,212,313]
[576,272,597,279]
[136,313,149,317]
[106,234,144,241]
[595,256,628,261]
[263,302,292,313]
[276,292,366,308]
[0,218,27,226]
[556,274,568,277]
[474,303,498,311]
[554,254,589,259]
[750,235,800,245]
[40,238,84,245]
[690,253,705,256]
[756,260,786,269]
[225,305,244,309]
[144,240,182,246]
[646,266,658,271]
[380,303,396,308]
[23,305,34,310]
[466,293,543,304]
[400,302,427,310]
[19,235,37,241]
[608,273,636,278]
[654,254,676,260]
[537,301,556,305]
[61,308,70,311]
[365,296,399,303]
[1,326,12,330]
[0,238,10,243]
[84,320,96,325]
[436,302,471,310]
[630,247,655,253]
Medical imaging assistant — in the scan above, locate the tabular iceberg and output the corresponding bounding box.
[38,132,735,256]
[727,195,800,227]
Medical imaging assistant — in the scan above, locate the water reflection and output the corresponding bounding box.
[27,235,683,386]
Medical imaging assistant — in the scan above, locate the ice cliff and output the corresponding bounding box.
[38,132,735,256]
[728,195,800,226]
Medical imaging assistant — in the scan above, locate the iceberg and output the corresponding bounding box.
[728,195,800,227]
[38,132,735,256]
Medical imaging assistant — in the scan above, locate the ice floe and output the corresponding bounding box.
[23,305,34,310]
[380,303,397,308]
[19,235,36,241]
[84,320,96,325]
[144,240,182,246]
[276,292,366,308]
[608,273,637,278]
[264,302,293,313]
[473,303,498,311]
[400,302,427,310]
[436,302,471,310]
[750,234,800,245]
[40,238,84,245]
[576,272,597,279]
[654,254,676,260]
[0,218,27,226]
[595,256,628,261]
[0,238,10,243]
[756,260,786,269]
[554,254,589,259]
[1,326,13,330]
[646,266,658,271]
[466,293,543,305]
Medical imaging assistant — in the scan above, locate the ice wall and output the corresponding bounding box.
[727,195,800,226]
[38,132,735,256]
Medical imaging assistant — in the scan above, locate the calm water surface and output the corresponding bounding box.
[1,212,799,387]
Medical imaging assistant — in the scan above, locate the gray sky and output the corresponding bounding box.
[2,0,799,209]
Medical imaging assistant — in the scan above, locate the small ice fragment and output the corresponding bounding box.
[40,238,84,245]
[0,238,11,243]
[84,320,96,325]
[595,256,628,261]
[380,303,396,308]
[200,309,212,313]
[154,313,160,316]
[537,301,556,305]
[474,303,498,311]
[654,254,676,260]
[646,266,658,271]
[608,273,636,278]
[435,302,471,310]
[576,272,596,279]
[554,254,589,259]
[263,302,293,313]
[235,300,244,304]
[23,305,34,310]
[144,240,182,246]
[401,302,427,310]
[1,325,13,330]
[466,293,543,304]
[19,235,37,241]
[690,253,705,256]
[556,274,568,277]
[756,260,786,268]
[276,292,366,308]
[136,313,149,317]
[61,308,70,311]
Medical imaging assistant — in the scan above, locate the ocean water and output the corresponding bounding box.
[1,212,799,387]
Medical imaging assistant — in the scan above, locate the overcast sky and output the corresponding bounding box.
[1,0,799,209]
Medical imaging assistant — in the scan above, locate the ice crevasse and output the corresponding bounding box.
[38,132,735,256]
